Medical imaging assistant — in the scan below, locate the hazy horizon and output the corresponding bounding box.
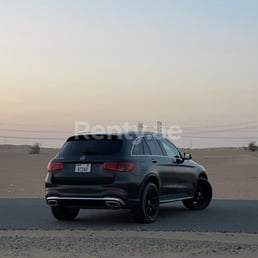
[1,0,258,148]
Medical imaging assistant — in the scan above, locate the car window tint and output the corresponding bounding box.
[145,136,163,156]
[60,139,123,157]
[132,138,144,155]
[142,138,151,155]
[160,139,180,158]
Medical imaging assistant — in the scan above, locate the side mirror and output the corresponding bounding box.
[184,153,192,160]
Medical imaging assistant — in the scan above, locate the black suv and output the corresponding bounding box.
[45,131,212,223]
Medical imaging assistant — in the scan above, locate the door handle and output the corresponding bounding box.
[152,159,157,163]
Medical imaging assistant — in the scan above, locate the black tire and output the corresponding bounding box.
[132,182,159,223]
[50,206,80,221]
[183,178,212,210]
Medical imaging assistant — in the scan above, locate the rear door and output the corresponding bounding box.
[52,135,124,185]
[158,138,196,197]
[143,135,174,200]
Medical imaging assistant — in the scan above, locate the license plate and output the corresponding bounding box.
[75,164,91,173]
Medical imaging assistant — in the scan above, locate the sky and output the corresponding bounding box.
[0,0,258,148]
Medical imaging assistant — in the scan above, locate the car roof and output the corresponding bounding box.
[70,131,163,139]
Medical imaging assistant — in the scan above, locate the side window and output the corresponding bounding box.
[132,137,153,155]
[159,139,181,159]
[142,138,151,155]
[145,136,163,156]
[132,137,144,155]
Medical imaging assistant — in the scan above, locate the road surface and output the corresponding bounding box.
[0,199,258,233]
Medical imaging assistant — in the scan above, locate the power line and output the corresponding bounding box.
[0,135,65,141]
[181,120,258,130]
[1,119,258,134]
[183,124,258,134]
[182,135,258,140]
[0,128,71,134]
[0,134,257,141]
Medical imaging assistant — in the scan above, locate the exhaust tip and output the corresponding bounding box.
[47,200,58,206]
[105,201,121,209]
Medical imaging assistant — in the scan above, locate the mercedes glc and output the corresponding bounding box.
[45,131,212,223]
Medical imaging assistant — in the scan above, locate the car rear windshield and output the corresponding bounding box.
[59,135,123,157]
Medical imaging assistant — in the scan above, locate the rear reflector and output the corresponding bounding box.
[47,161,64,172]
[103,162,135,172]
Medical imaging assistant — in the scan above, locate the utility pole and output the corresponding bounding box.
[157,121,162,134]
[138,121,143,132]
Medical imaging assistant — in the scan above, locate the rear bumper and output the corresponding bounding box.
[46,196,126,209]
[45,178,142,209]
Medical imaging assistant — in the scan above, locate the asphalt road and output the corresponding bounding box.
[0,199,258,233]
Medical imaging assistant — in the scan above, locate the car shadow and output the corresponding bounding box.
[66,203,200,228]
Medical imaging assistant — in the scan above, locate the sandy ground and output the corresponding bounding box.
[0,145,258,257]
[0,145,258,199]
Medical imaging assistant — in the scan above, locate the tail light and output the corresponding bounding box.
[47,161,64,172]
[103,162,135,172]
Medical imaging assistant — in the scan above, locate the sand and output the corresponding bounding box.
[0,145,258,257]
[0,145,258,199]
